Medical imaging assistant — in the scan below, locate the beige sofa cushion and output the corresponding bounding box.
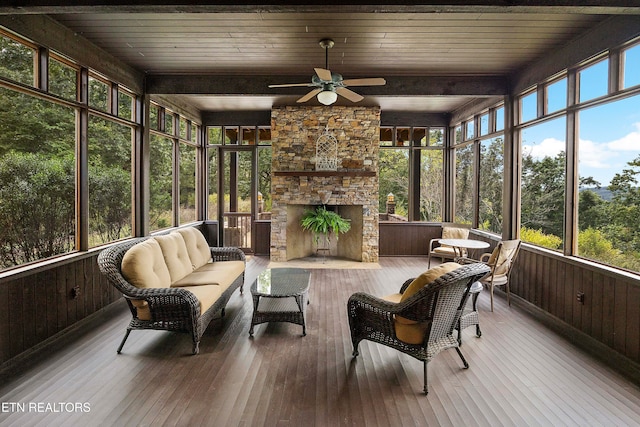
[121,238,171,289]
[180,285,224,315]
[382,262,461,345]
[175,227,211,270]
[155,232,194,284]
[171,260,245,291]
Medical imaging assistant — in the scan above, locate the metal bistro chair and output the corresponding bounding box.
[459,239,521,312]
[347,262,490,394]
[427,224,470,268]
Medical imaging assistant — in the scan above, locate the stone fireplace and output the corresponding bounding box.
[270,106,380,262]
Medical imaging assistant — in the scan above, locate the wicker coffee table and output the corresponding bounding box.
[249,268,311,337]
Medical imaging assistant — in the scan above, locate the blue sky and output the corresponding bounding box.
[521,43,640,187]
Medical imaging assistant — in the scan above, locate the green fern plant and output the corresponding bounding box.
[300,205,351,249]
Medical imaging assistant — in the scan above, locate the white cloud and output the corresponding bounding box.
[578,139,617,169]
[522,137,564,159]
[607,122,640,151]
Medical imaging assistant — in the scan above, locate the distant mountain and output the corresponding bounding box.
[580,187,613,201]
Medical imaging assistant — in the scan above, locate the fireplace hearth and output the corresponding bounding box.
[287,204,363,261]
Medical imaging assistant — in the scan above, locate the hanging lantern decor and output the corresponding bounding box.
[315,123,338,171]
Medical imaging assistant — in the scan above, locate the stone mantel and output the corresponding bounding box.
[273,171,376,177]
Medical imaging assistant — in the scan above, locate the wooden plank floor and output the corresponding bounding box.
[2,256,640,426]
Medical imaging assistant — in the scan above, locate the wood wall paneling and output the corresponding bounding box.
[613,277,628,355]
[8,279,24,359]
[254,221,271,256]
[0,253,120,367]
[512,246,640,365]
[627,283,640,361]
[379,222,441,256]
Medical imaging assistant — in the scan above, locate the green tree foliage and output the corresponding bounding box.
[149,134,173,230]
[520,227,562,250]
[379,149,409,214]
[479,138,504,233]
[607,156,640,252]
[578,188,608,231]
[455,144,474,224]
[89,159,132,244]
[578,228,620,261]
[1,35,138,266]
[419,149,443,221]
[258,146,272,211]
[88,116,133,245]
[0,152,75,268]
[180,143,197,224]
[0,35,33,85]
[521,151,565,242]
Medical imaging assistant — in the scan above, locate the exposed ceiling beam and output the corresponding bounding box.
[145,74,508,97]
[2,1,640,14]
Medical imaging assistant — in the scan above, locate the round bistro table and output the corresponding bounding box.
[249,268,311,337]
[438,238,490,259]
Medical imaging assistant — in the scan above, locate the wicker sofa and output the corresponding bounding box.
[97,227,245,355]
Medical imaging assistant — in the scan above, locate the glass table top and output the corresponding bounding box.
[251,268,311,297]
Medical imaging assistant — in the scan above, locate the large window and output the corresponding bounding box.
[479,136,504,233]
[49,55,78,101]
[454,143,474,224]
[577,95,640,271]
[420,149,443,221]
[623,43,640,89]
[379,148,409,216]
[0,88,76,269]
[579,59,608,103]
[0,33,34,86]
[149,134,173,231]
[88,117,133,247]
[0,30,142,269]
[379,126,444,221]
[179,142,197,224]
[520,117,566,251]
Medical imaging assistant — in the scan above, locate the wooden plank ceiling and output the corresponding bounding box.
[42,6,608,112]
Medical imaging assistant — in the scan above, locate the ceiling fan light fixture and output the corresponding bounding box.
[317,90,338,105]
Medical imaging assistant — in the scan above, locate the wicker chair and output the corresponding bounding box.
[97,236,245,355]
[347,262,490,394]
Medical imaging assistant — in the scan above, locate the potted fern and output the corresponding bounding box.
[300,205,351,257]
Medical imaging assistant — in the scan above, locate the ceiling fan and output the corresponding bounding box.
[269,38,386,105]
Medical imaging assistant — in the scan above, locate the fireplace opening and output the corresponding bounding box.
[286,204,363,261]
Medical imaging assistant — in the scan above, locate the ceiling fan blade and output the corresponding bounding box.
[314,67,333,81]
[341,77,386,86]
[268,83,314,88]
[336,87,364,103]
[297,88,323,103]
